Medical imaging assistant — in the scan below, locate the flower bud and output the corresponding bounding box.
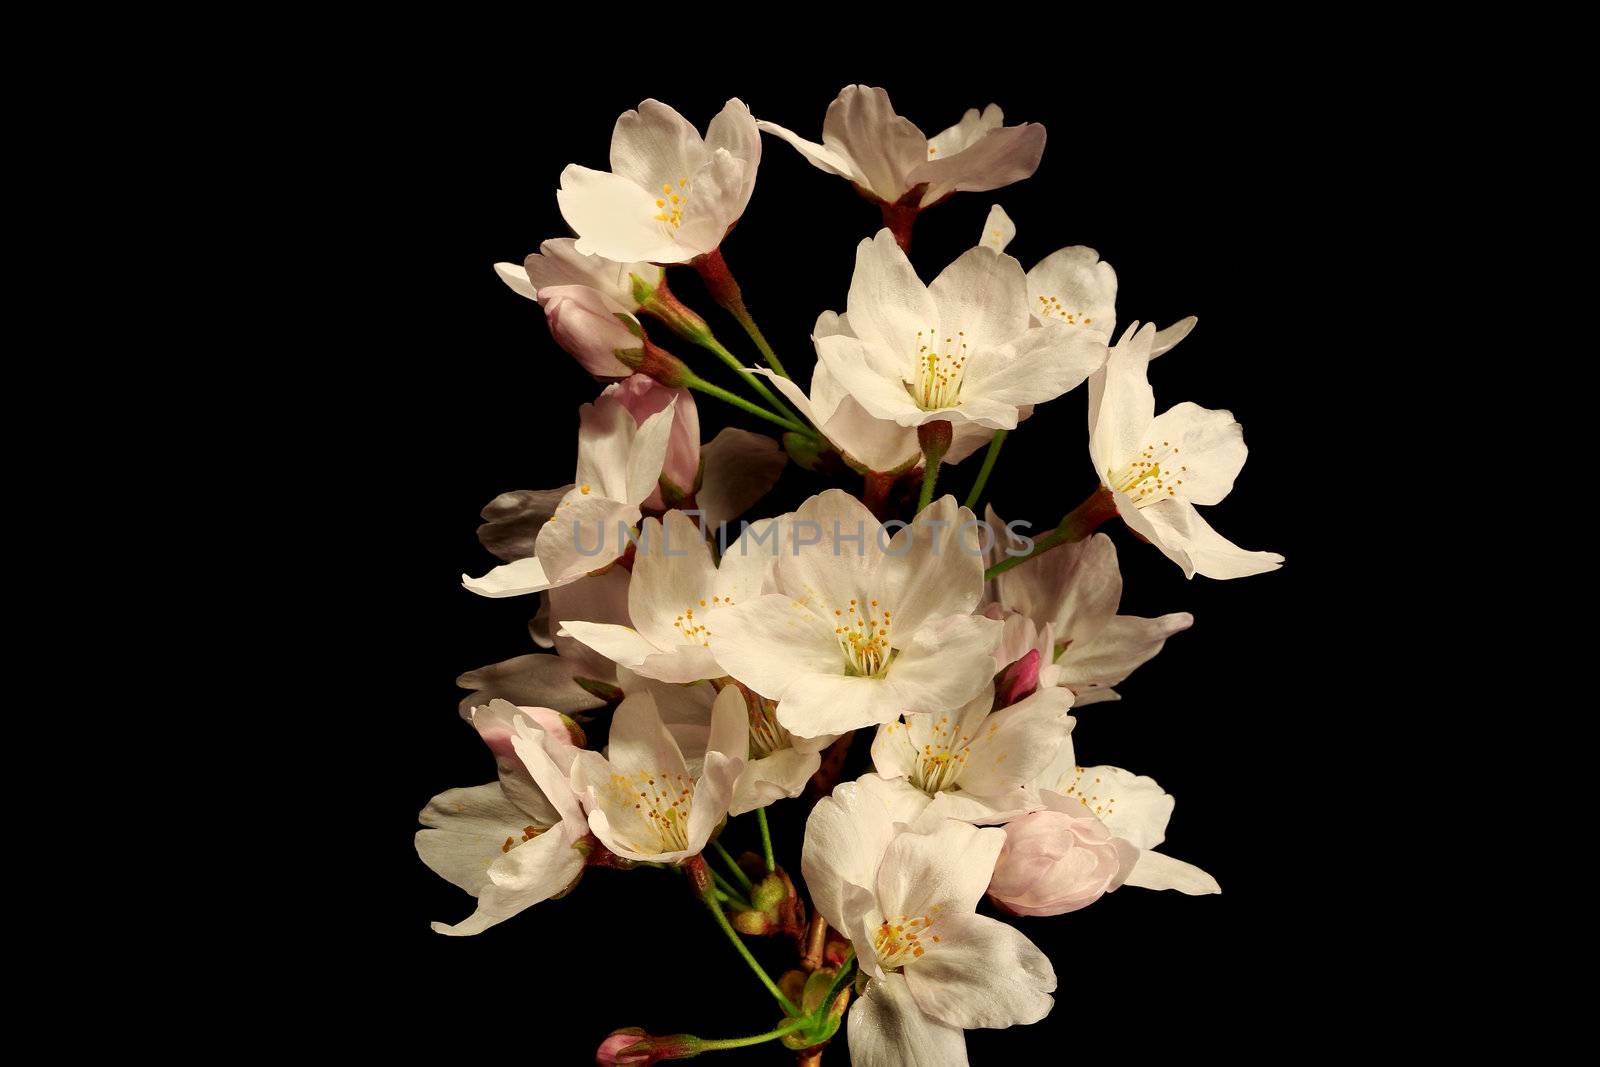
[595,1029,700,1065]
[995,648,1042,708]
[988,810,1138,916]
[537,284,638,379]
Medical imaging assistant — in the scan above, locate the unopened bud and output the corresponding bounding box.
[596,1029,701,1065]
[995,648,1042,708]
[731,909,773,935]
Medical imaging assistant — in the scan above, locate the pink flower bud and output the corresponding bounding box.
[996,648,1042,707]
[538,284,638,379]
[987,810,1138,916]
[605,374,701,509]
[596,1030,700,1064]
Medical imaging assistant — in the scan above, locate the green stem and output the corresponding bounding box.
[685,373,807,435]
[916,457,940,513]
[984,485,1118,580]
[693,872,800,1016]
[711,839,754,894]
[963,429,1008,510]
[733,310,789,379]
[695,1015,814,1052]
[699,334,807,428]
[755,807,775,872]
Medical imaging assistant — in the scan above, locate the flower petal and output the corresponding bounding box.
[928,245,1028,350]
[557,164,681,263]
[820,85,927,202]
[1121,849,1221,895]
[848,973,969,1067]
[903,911,1055,1029]
[697,427,786,532]
[876,820,1004,920]
[912,121,1046,207]
[1144,400,1248,506]
[847,229,937,356]
[455,653,604,716]
[608,99,707,196]
[708,593,842,700]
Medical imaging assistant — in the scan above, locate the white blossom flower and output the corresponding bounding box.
[628,672,838,817]
[558,99,759,264]
[979,204,1197,352]
[569,687,747,864]
[870,683,1075,825]
[416,701,589,936]
[462,389,678,597]
[710,491,1002,737]
[813,230,1105,433]
[1089,322,1284,579]
[493,237,662,311]
[757,86,1045,209]
[1018,732,1221,899]
[753,312,998,475]
[984,509,1193,704]
[559,510,772,684]
[803,778,1056,1066]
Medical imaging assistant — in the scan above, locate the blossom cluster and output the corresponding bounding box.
[420,86,1281,1066]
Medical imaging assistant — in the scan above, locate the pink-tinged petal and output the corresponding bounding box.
[928,104,1004,157]
[608,99,707,195]
[537,285,636,379]
[1144,400,1248,506]
[820,85,927,202]
[468,699,564,824]
[1048,763,1175,850]
[848,973,970,1067]
[696,427,786,531]
[557,164,681,263]
[986,809,1123,916]
[912,121,1047,207]
[903,911,1055,1028]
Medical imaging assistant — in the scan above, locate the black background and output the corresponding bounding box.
[348,64,1352,1063]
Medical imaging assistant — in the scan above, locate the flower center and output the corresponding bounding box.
[831,597,895,678]
[1035,294,1094,326]
[908,328,967,410]
[748,698,791,759]
[1107,440,1187,508]
[618,769,696,853]
[872,912,943,967]
[908,713,983,795]
[671,594,736,648]
[652,177,690,230]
